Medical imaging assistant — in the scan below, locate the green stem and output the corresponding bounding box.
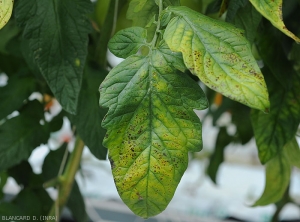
[46,136,85,222]
[150,0,163,48]
[96,0,118,68]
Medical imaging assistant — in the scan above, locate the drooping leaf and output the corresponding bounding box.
[0,0,13,30]
[253,154,291,206]
[15,0,93,114]
[164,6,270,111]
[7,161,33,187]
[0,100,49,170]
[207,127,232,183]
[0,75,35,121]
[284,138,300,169]
[69,63,108,160]
[108,27,148,59]
[227,0,262,43]
[249,0,300,43]
[100,46,207,218]
[251,68,300,164]
[231,103,253,144]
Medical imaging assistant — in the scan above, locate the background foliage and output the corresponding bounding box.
[0,0,300,221]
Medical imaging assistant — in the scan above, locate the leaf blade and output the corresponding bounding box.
[251,69,300,164]
[15,0,93,114]
[163,6,269,111]
[253,154,291,206]
[100,46,207,218]
[0,0,13,30]
[249,0,300,43]
[108,27,148,59]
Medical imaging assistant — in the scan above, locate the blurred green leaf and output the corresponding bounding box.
[0,171,8,200]
[13,187,52,218]
[0,75,36,121]
[207,127,232,183]
[0,100,49,170]
[69,63,108,160]
[251,68,300,164]
[253,153,291,206]
[227,0,261,43]
[284,138,300,169]
[15,0,93,114]
[256,21,294,90]
[0,202,25,216]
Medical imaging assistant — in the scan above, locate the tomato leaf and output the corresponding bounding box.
[69,63,108,160]
[0,75,35,121]
[108,27,148,59]
[226,0,262,44]
[251,68,300,164]
[15,0,93,114]
[164,6,270,111]
[0,101,49,170]
[207,127,232,183]
[100,45,207,218]
[253,153,291,206]
[284,138,300,169]
[249,0,300,43]
[0,0,13,30]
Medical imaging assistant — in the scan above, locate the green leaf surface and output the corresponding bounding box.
[256,21,293,90]
[15,0,93,114]
[0,101,49,170]
[0,202,25,216]
[127,0,158,40]
[13,187,52,217]
[69,63,108,160]
[0,75,35,121]
[225,0,247,22]
[253,154,291,206]
[249,0,300,43]
[227,0,262,43]
[0,0,13,30]
[164,6,269,111]
[108,27,148,59]
[207,127,232,183]
[284,138,300,169]
[251,69,300,164]
[100,46,207,218]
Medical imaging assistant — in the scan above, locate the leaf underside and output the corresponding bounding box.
[100,45,207,218]
[0,0,13,30]
[163,6,270,111]
[249,0,300,43]
[15,0,92,114]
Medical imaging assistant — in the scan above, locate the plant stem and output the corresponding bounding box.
[150,0,163,48]
[46,136,85,222]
